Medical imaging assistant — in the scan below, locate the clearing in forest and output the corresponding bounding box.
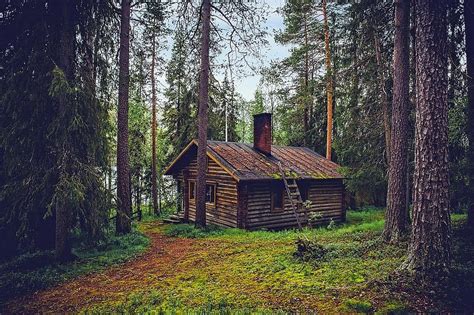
[3,209,473,314]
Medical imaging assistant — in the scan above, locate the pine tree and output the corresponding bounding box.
[383,0,410,243]
[195,0,212,228]
[465,0,474,226]
[151,36,159,216]
[323,0,334,160]
[116,0,132,235]
[402,0,451,281]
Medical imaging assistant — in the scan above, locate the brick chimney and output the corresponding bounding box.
[253,113,272,155]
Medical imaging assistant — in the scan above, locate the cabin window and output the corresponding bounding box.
[189,181,196,201]
[206,183,216,205]
[271,184,284,211]
[298,183,309,202]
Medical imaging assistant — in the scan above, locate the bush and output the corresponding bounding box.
[293,238,328,262]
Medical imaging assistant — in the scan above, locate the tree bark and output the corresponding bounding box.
[465,0,474,227]
[401,0,451,281]
[322,0,334,161]
[195,0,211,228]
[383,0,410,243]
[303,10,310,147]
[151,36,159,216]
[55,0,75,261]
[116,0,132,235]
[136,173,141,221]
[373,32,392,164]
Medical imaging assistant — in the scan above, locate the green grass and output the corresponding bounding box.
[4,208,473,313]
[93,207,407,313]
[0,228,149,306]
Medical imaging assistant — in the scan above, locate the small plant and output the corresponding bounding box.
[344,298,373,313]
[294,237,328,263]
[327,218,336,230]
[308,211,323,227]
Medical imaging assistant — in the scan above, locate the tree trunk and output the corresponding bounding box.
[151,36,159,216]
[116,0,132,235]
[401,0,451,281]
[195,0,211,228]
[465,0,474,227]
[55,0,75,261]
[323,0,334,161]
[373,32,392,164]
[383,0,410,243]
[303,11,310,147]
[136,173,141,221]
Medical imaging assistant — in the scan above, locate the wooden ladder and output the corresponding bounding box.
[278,161,303,230]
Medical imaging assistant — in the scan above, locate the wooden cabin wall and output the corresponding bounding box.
[176,155,239,227]
[245,179,345,230]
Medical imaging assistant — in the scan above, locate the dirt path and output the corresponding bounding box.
[4,222,198,313]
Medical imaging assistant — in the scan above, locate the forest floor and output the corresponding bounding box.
[2,209,474,314]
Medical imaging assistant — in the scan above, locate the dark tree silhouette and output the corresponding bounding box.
[465,0,474,227]
[54,0,75,261]
[116,0,132,234]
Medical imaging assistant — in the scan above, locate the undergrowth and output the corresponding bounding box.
[0,228,149,306]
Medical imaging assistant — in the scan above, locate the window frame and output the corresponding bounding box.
[188,180,196,201]
[205,183,217,206]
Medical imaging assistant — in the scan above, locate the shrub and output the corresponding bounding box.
[294,237,328,262]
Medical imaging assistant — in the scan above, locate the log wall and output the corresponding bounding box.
[245,179,345,230]
[177,155,238,227]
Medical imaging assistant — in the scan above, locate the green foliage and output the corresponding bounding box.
[0,1,113,255]
[344,299,373,313]
[0,230,149,305]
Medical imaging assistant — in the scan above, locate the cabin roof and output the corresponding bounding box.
[164,140,343,181]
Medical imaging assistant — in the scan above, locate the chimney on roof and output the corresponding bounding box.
[253,113,272,155]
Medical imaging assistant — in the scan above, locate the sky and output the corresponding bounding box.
[154,0,290,104]
[230,0,290,101]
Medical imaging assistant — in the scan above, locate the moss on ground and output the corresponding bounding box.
[5,208,473,314]
[88,209,412,313]
[0,227,149,306]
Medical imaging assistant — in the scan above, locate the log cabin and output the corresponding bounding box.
[164,113,346,230]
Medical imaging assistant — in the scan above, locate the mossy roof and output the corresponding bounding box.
[164,140,343,181]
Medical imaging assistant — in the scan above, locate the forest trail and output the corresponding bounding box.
[4,222,199,313]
